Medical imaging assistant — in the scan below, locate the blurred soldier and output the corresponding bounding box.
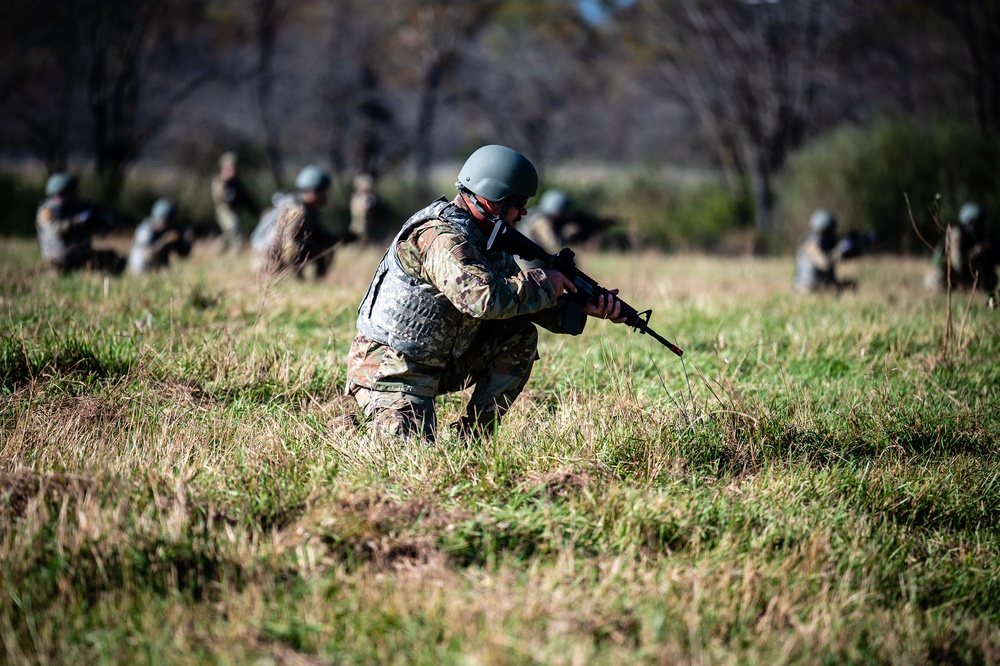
[128,199,193,275]
[346,144,626,442]
[519,188,619,260]
[253,165,344,280]
[520,188,569,254]
[211,151,260,252]
[927,203,998,293]
[793,209,862,293]
[35,173,125,275]
[348,173,379,244]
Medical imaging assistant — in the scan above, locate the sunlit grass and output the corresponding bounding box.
[2,238,999,664]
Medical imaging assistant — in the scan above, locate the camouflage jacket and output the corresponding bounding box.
[128,217,192,273]
[211,175,259,217]
[356,197,581,368]
[36,198,94,263]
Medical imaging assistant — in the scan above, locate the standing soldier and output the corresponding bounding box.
[346,144,627,442]
[35,173,125,275]
[793,209,859,293]
[348,173,379,244]
[127,199,194,275]
[927,202,998,293]
[211,152,260,252]
[254,165,343,280]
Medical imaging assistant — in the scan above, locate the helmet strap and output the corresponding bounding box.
[457,184,507,225]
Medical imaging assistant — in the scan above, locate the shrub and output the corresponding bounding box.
[568,176,751,253]
[0,171,47,237]
[775,120,1000,253]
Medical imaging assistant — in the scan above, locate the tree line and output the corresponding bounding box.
[1,0,996,231]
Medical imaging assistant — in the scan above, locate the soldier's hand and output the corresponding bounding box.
[543,269,577,297]
[585,289,627,323]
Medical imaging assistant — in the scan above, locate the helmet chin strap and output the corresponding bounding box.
[456,183,512,226]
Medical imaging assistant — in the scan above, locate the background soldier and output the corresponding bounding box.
[927,202,998,293]
[127,199,194,275]
[348,173,380,244]
[793,208,864,293]
[211,152,260,253]
[35,173,125,275]
[346,144,626,442]
[254,165,344,280]
[520,188,569,255]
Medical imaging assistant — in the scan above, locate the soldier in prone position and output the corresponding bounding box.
[346,144,628,442]
[128,199,194,275]
[36,173,125,275]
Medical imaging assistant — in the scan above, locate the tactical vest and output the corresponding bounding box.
[356,198,516,366]
[251,193,297,253]
[36,199,92,262]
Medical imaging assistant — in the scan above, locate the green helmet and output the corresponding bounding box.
[538,189,570,216]
[295,165,331,192]
[457,145,537,202]
[959,202,983,226]
[809,209,836,232]
[151,198,176,221]
[45,173,76,196]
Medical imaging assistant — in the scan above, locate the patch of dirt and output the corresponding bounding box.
[518,466,594,499]
[51,394,121,425]
[154,377,210,406]
[0,470,93,519]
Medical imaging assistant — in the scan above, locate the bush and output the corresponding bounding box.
[775,120,1000,253]
[0,171,47,237]
[552,175,750,254]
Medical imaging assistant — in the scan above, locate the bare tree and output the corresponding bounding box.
[392,0,507,197]
[0,0,86,172]
[620,0,861,231]
[463,0,608,168]
[78,0,213,202]
[319,0,410,192]
[252,0,294,190]
[916,0,1000,134]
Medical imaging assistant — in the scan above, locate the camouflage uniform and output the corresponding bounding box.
[36,198,124,274]
[347,197,586,441]
[793,210,857,293]
[254,196,338,280]
[348,174,379,243]
[211,159,259,252]
[930,221,998,292]
[128,216,193,275]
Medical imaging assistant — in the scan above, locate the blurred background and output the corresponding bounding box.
[1,0,997,253]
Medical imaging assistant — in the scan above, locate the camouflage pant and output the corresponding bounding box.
[350,318,538,442]
[215,209,244,252]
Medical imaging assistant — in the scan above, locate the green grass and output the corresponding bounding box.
[2,238,999,664]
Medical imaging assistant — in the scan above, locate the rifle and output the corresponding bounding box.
[487,219,683,357]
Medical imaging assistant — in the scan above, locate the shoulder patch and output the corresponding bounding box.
[451,240,476,262]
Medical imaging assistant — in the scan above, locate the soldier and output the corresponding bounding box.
[210,152,260,252]
[927,203,998,293]
[253,165,343,280]
[127,199,194,275]
[346,144,627,442]
[520,188,569,255]
[793,209,860,293]
[348,173,379,244]
[35,173,125,275]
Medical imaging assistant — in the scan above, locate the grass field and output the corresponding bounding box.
[2,237,999,664]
